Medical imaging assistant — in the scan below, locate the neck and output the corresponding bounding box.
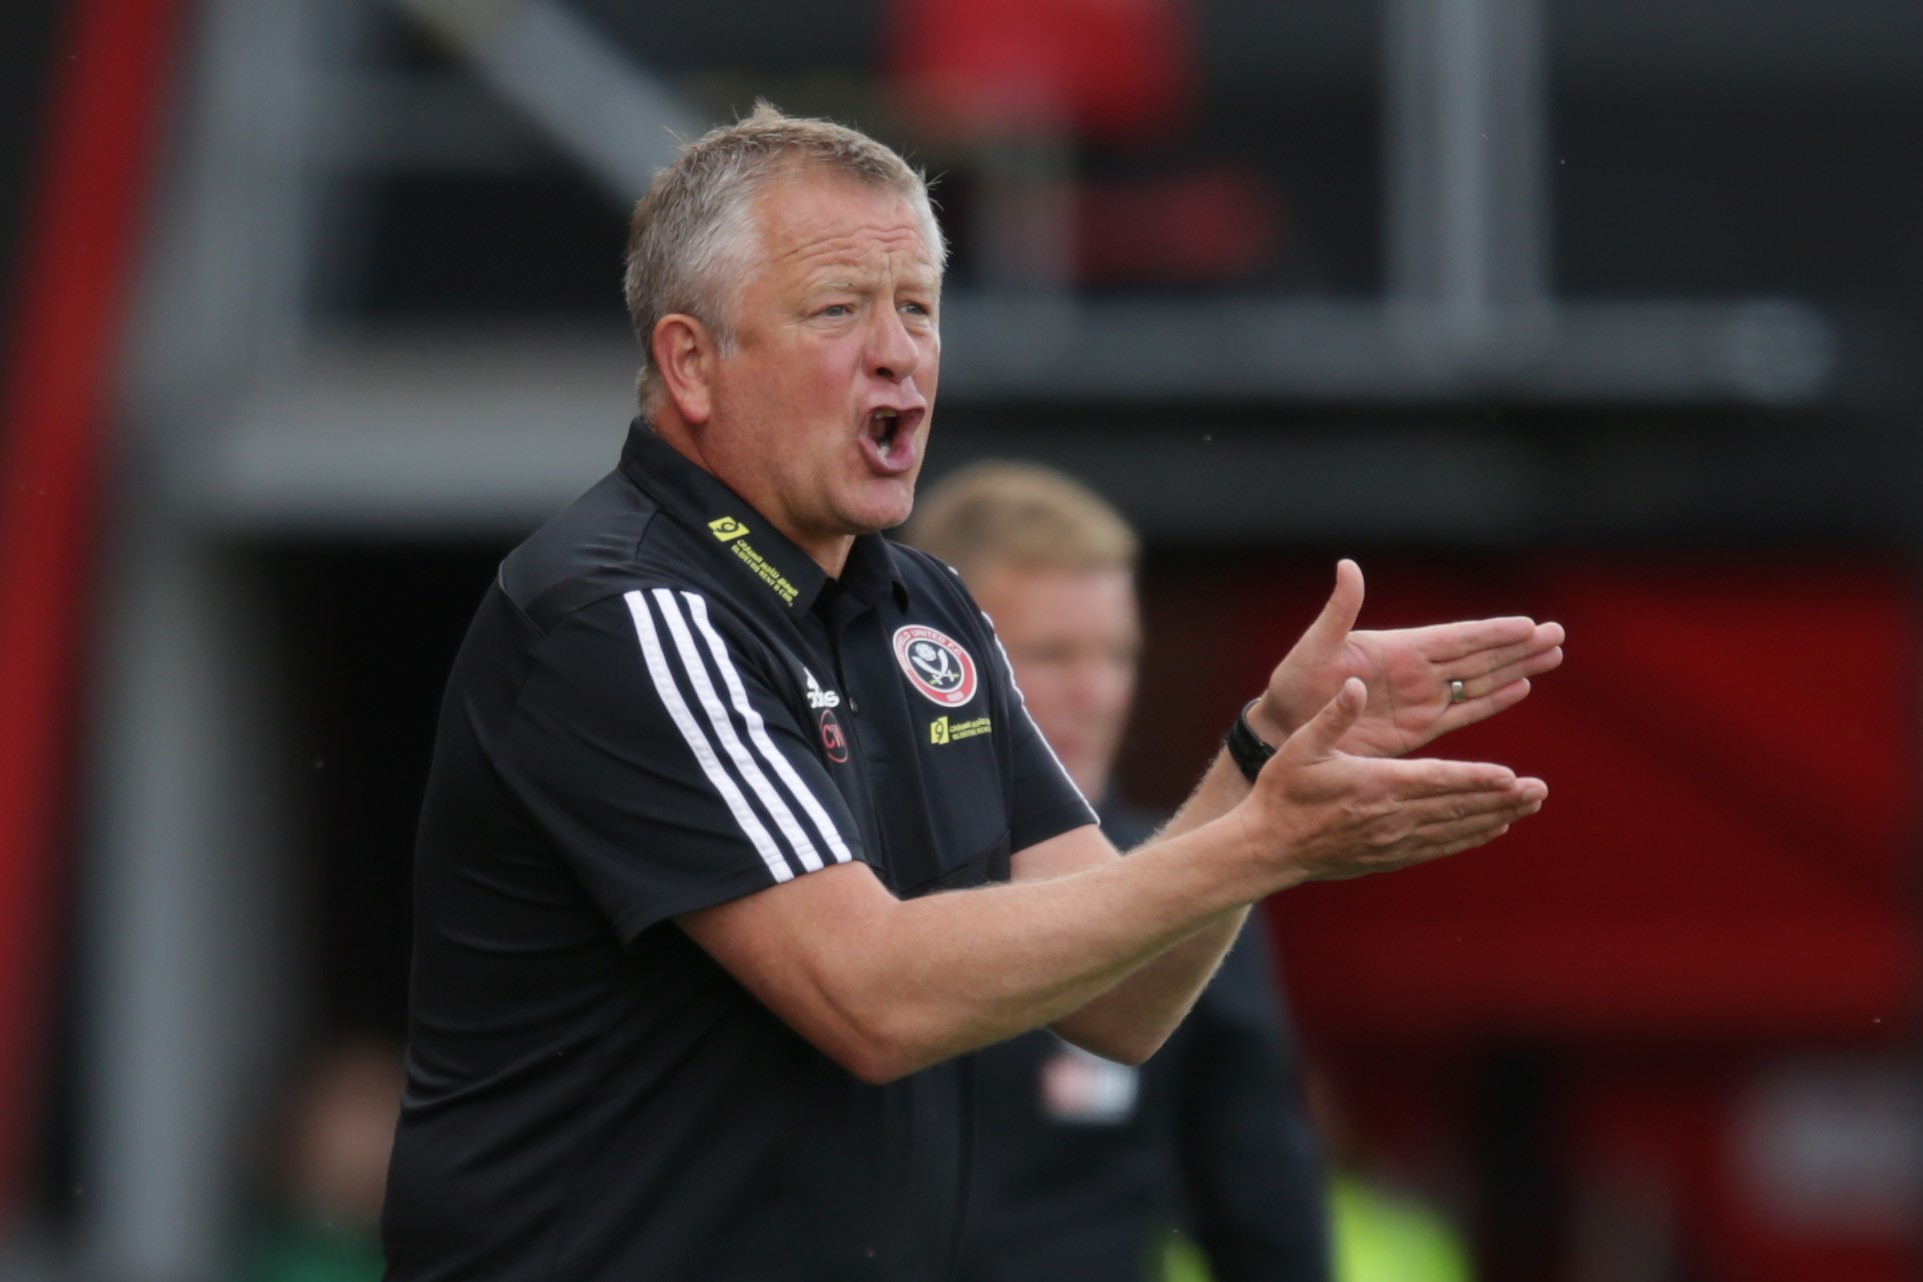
[798,533,854,580]
[647,411,855,580]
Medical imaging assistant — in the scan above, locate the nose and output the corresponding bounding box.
[868,307,921,384]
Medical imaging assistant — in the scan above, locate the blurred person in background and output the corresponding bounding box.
[231,1039,403,1282]
[382,104,1559,1280]
[903,462,1330,1282]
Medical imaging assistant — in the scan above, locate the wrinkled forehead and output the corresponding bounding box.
[749,169,943,280]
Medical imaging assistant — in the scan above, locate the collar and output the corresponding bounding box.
[617,418,908,614]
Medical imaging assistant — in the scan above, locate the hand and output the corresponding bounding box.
[1254,560,1564,758]
[1245,678,1547,884]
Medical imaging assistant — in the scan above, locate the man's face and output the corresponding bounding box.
[700,172,941,565]
[970,563,1141,801]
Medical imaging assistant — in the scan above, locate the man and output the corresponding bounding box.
[382,104,1563,1281]
[903,462,1329,1281]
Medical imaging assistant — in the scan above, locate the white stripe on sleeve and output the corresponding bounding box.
[681,591,854,866]
[649,589,826,874]
[623,590,794,883]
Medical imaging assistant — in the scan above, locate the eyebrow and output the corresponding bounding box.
[810,274,941,295]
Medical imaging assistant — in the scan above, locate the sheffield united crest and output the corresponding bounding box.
[891,624,978,708]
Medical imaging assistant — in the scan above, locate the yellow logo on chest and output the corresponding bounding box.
[929,715,993,745]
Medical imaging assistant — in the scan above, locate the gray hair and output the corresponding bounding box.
[623,101,945,414]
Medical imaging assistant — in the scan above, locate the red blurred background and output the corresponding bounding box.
[1127,553,1919,1281]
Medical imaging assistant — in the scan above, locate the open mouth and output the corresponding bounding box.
[867,408,904,460]
[862,406,919,472]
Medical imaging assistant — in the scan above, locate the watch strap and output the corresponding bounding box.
[1226,699,1276,783]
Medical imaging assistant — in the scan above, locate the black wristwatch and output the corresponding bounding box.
[1225,699,1277,783]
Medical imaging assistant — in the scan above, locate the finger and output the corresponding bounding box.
[1446,634,1561,711]
[1453,630,1561,680]
[1437,634,1563,714]
[1403,616,1541,664]
[1348,795,1542,878]
[1378,796,1539,850]
[1296,559,1365,659]
[1401,786,1546,853]
[1412,821,1517,864]
[1442,647,1562,710]
[1287,676,1367,762]
[1480,642,1565,690]
[1413,793,1544,837]
[1398,781,1545,829]
[1441,627,1565,688]
[1425,789,1541,835]
[1381,755,1521,798]
[1406,812,1526,856]
[1418,677,1534,738]
[1483,624,1566,677]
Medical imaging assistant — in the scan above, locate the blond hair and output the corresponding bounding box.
[623,101,945,413]
[901,462,1139,581]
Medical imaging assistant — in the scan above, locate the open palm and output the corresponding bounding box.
[1260,561,1565,758]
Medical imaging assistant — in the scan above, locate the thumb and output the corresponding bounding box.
[1289,676,1366,761]
[1297,559,1364,658]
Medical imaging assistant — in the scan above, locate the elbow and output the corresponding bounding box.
[836,1038,944,1086]
[780,963,954,1084]
[842,1049,915,1087]
[832,1018,1165,1083]
[821,1013,943,1086]
[1060,1022,1170,1068]
[1103,1032,1168,1068]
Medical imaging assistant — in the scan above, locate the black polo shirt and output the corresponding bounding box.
[383,421,1095,1281]
[958,808,1330,1282]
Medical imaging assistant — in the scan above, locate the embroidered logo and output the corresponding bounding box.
[804,667,841,710]
[707,517,799,605]
[929,715,992,745]
[817,709,849,763]
[892,624,978,708]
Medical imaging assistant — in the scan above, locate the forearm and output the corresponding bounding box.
[869,814,1285,1076]
[1143,741,1260,847]
[1024,749,1259,1060]
[688,808,1283,1085]
[1048,902,1248,1063]
[683,682,1545,1084]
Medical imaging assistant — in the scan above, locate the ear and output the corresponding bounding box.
[652,313,716,425]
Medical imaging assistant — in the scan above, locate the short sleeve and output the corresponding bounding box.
[494,587,866,944]
[984,626,1101,855]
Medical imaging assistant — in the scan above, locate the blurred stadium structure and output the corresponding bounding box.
[0,0,1919,1279]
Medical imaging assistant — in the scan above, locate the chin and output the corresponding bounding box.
[844,486,916,534]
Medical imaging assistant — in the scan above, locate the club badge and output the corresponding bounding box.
[892,624,978,708]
